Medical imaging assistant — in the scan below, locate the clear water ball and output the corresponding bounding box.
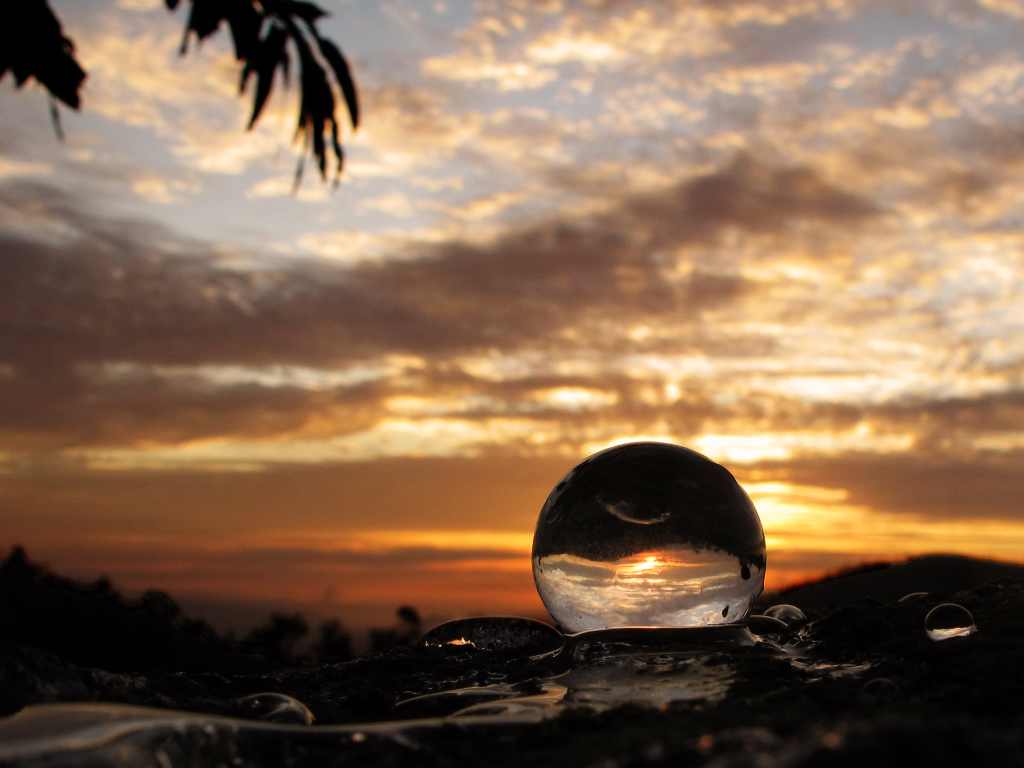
[532,442,766,633]
[924,602,977,642]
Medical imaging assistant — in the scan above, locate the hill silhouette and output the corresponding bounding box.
[2,549,1022,765]
[5,545,1022,676]
[759,554,1024,614]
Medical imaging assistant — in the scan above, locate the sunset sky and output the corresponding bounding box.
[3,0,1024,631]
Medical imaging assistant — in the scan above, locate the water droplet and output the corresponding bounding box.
[764,603,807,627]
[925,602,977,642]
[862,677,900,701]
[897,591,929,604]
[420,617,564,654]
[234,693,314,725]
[532,442,766,632]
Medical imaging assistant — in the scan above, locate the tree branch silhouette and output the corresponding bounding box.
[1,0,359,187]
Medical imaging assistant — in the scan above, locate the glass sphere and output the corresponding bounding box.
[532,442,766,632]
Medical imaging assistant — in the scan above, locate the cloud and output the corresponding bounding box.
[0,158,52,179]
[131,175,201,204]
[0,151,877,368]
[350,83,484,171]
[772,450,1024,522]
[0,146,899,460]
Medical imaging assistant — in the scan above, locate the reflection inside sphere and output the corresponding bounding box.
[532,442,766,632]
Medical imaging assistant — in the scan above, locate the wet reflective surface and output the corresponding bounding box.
[533,443,766,632]
[0,624,774,765]
[421,617,564,654]
[1,588,1015,768]
[3,573,1020,768]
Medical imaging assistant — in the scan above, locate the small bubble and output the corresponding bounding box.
[763,603,807,627]
[925,602,977,642]
[235,693,314,725]
[897,591,929,604]
[746,614,788,636]
[862,677,900,701]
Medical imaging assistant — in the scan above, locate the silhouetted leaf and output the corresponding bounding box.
[49,97,64,141]
[5,1,85,112]
[239,58,255,94]
[287,19,336,179]
[227,0,260,60]
[280,45,291,88]
[330,117,344,184]
[186,0,224,40]
[280,1,327,23]
[34,38,86,108]
[20,0,356,187]
[292,142,307,193]
[317,37,359,128]
[247,24,288,129]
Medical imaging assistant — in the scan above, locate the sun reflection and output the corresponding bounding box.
[536,548,762,630]
[622,555,663,575]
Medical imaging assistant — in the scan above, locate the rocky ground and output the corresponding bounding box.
[2,570,1023,767]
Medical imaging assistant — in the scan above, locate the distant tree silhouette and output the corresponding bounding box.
[1,0,359,186]
[369,605,423,653]
[313,619,353,662]
[0,546,239,672]
[243,612,310,666]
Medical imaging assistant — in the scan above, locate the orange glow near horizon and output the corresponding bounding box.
[3,0,1024,632]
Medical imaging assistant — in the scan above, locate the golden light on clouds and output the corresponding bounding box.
[2,0,1024,627]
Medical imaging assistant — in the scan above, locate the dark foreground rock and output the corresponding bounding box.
[2,577,1024,767]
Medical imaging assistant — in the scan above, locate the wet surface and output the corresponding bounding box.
[2,579,1023,766]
